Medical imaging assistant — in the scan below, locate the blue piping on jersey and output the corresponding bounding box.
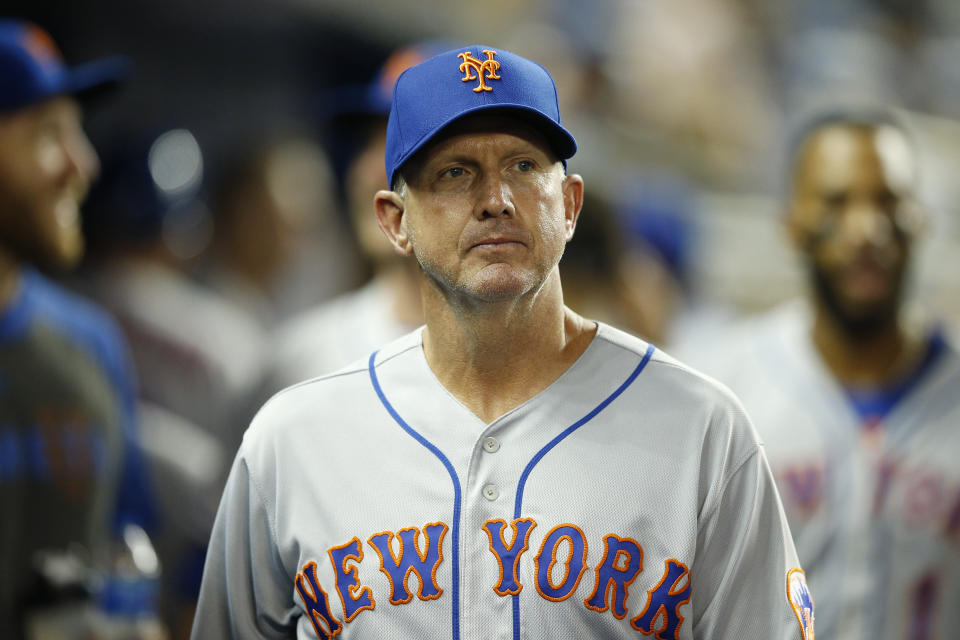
[368,351,462,640]
[511,342,655,640]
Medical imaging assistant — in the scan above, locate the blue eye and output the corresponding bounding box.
[517,160,533,171]
[444,167,464,178]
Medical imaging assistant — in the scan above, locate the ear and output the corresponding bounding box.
[374,189,414,257]
[561,173,584,241]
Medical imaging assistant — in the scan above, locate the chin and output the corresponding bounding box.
[40,235,85,272]
[811,264,904,337]
[467,267,539,302]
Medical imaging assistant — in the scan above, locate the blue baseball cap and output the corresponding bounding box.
[324,41,456,122]
[385,45,577,188]
[0,20,129,113]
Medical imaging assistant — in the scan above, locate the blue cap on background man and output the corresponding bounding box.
[325,40,455,122]
[385,45,578,188]
[0,19,129,113]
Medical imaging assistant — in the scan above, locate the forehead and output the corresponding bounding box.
[416,113,556,163]
[794,124,915,192]
[0,95,81,128]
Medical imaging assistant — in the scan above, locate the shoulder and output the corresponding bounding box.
[21,270,129,364]
[909,330,960,416]
[102,263,264,385]
[595,323,761,449]
[673,300,810,383]
[270,290,362,364]
[597,322,751,414]
[245,328,423,454]
[597,324,767,513]
[29,270,122,335]
[269,282,410,387]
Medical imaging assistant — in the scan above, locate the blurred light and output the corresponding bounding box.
[123,523,159,576]
[876,124,915,190]
[148,129,203,197]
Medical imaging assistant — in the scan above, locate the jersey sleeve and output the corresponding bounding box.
[191,445,298,639]
[691,413,813,640]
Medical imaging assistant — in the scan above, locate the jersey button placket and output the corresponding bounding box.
[481,437,501,500]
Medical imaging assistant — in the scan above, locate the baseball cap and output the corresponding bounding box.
[325,41,456,122]
[385,45,577,188]
[0,20,130,113]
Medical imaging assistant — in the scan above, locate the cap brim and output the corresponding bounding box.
[64,55,132,103]
[394,104,577,182]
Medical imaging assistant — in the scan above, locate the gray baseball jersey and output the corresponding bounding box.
[679,301,960,640]
[192,323,812,639]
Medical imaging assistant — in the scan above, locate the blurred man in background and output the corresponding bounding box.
[204,129,356,330]
[268,44,445,389]
[0,20,158,638]
[682,109,960,639]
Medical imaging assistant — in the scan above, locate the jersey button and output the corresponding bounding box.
[482,436,500,453]
[482,484,499,501]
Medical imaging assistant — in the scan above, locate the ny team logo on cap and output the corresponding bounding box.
[458,49,500,92]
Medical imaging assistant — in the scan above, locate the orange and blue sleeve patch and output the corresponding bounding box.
[327,537,375,623]
[368,522,448,605]
[295,561,343,639]
[630,558,691,640]
[483,518,537,596]
[787,568,815,640]
[584,534,644,619]
[534,524,588,602]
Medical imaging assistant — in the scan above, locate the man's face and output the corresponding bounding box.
[0,96,99,270]
[788,123,920,335]
[395,115,581,304]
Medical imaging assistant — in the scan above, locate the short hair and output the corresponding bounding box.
[392,172,407,197]
[784,106,916,193]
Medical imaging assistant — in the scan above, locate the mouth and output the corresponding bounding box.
[838,259,895,300]
[468,234,527,252]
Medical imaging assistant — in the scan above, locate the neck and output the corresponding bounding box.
[810,299,924,387]
[0,249,22,311]
[421,269,596,423]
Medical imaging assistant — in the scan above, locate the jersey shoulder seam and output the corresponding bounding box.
[240,448,295,577]
[369,339,421,369]
[273,362,369,396]
[700,444,764,524]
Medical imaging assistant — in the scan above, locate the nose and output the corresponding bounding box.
[63,125,101,186]
[474,171,516,219]
[839,203,894,250]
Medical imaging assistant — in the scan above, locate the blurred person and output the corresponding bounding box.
[558,187,686,344]
[680,109,960,639]
[269,44,447,389]
[0,20,159,638]
[80,128,266,636]
[560,176,725,347]
[204,131,356,329]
